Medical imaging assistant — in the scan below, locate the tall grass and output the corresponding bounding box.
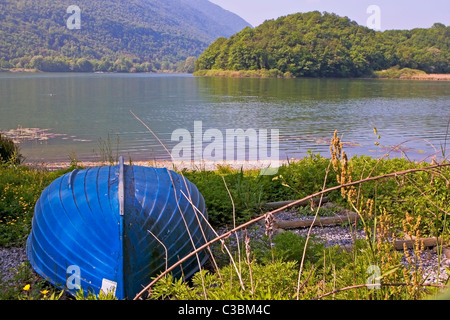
[136,129,450,300]
[141,157,450,300]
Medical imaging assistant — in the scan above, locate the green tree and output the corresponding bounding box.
[30,55,44,70]
[195,12,450,77]
[39,57,71,72]
[182,56,196,73]
[74,58,94,72]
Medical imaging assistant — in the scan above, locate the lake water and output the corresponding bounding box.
[0,73,449,164]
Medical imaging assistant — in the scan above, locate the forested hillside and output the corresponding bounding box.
[195,11,449,77]
[0,0,251,72]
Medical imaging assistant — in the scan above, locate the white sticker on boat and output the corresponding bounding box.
[101,278,117,296]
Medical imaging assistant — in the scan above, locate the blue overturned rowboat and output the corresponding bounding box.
[26,157,211,299]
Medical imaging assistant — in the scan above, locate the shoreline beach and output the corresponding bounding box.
[24,158,288,172]
[2,68,449,81]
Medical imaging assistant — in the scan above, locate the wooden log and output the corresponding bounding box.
[443,247,450,259]
[264,197,330,210]
[274,211,358,229]
[393,237,444,251]
[336,240,447,253]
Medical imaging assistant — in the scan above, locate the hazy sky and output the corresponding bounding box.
[209,0,450,30]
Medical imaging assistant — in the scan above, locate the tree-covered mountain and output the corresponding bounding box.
[195,11,449,77]
[0,0,251,72]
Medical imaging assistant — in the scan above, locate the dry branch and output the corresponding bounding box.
[394,237,444,251]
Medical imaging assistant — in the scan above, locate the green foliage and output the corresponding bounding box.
[266,152,336,201]
[182,168,267,225]
[0,152,449,300]
[149,225,443,300]
[175,152,450,235]
[374,66,426,79]
[0,154,448,245]
[0,0,250,72]
[0,261,64,300]
[182,154,336,227]
[0,134,23,165]
[150,260,300,300]
[0,165,71,247]
[252,231,326,266]
[349,156,450,237]
[74,288,117,300]
[176,56,197,74]
[196,11,450,77]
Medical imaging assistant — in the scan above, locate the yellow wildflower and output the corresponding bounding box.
[41,290,49,295]
[23,284,30,291]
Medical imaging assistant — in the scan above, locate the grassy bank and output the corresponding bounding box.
[193,68,295,78]
[373,66,450,80]
[1,142,449,299]
[194,67,450,80]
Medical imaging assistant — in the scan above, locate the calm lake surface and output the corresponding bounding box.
[0,73,449,164]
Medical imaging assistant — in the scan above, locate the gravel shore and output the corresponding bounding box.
[216,207,449,286]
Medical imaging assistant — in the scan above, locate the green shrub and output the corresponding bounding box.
[182,168,268,226]
[374,66,426,79]
[182,152,339,227]
[0,165,71,247]
[251,231,325,266]
[149,260,300,300]
[262,152,337,202]
[0,134,23,164]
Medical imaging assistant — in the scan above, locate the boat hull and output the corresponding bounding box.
[26,160,211,299]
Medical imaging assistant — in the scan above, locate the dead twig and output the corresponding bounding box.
[147,230,168,272]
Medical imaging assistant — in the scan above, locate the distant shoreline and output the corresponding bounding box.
[25,159,287,172]
[2,68,449,81]
[0,68,174,75]
[0,68,38,73]
[194,69,450,81]
[374,73,450,81]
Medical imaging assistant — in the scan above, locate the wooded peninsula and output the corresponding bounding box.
[194,11,449,79]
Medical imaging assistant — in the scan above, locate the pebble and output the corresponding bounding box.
[293,225,366,247]
[401,248,450,284]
